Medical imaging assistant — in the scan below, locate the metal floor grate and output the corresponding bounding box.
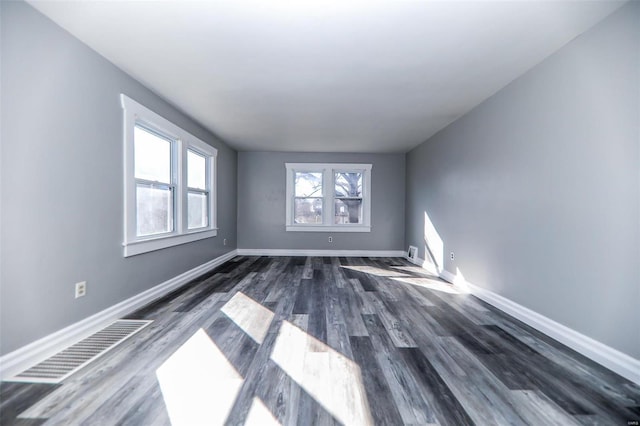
[11,319,152,384]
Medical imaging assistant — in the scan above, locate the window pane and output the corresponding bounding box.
[334,172,362,197]
[188,150,207,190]
[134,125,172,183]
[136,183,173,236]
[334,199,363,224]
[295,172,322,197]
[188,191,208,229]
[294,198,323,224]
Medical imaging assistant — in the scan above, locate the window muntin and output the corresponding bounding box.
[121,94,218,257]
[285,163,372,232]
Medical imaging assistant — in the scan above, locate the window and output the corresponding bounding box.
[121,94,217,257]
[285,163,372,232]
[134,125,175,237]
[294,171,323,224]
[187,150,209,230]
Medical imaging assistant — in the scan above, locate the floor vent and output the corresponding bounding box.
[10,319,152,384]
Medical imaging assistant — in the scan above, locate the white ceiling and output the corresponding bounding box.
[29,1,624,153]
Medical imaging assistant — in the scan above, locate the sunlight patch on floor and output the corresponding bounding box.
[271,320,373,426]
[389,264,439,278]
[391,276,461,294]
[245,397,282,426]
[221,292,275,344]
[341,265,408,278]
[342,264,459,295]
[156,328,243,426]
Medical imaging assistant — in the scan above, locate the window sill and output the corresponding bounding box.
[286,225,371,233]
[123,228,218,257]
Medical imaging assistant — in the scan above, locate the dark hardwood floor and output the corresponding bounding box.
[1,256,638,425]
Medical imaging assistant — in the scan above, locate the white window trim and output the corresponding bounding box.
[121,94,217,257]
[285,163,372,232]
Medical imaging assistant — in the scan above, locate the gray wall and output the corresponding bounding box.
[238,152,405,251]
[0,1,237,355]
[405,3,639,358]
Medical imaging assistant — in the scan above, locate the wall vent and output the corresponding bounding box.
[9,320,152,384]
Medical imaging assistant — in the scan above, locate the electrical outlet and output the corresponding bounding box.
[75,281,87,298]
[328,236,333,243]
[223,238,227,246]
[450,252,455,261]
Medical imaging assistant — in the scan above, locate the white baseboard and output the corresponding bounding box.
[465,280,640,385]
[404,255,640,385]
[0,249,238,381]
[237,249,406,257]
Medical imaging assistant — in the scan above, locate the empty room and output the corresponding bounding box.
[1,0,639,424]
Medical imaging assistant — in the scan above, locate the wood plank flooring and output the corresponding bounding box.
[1,256,638,425]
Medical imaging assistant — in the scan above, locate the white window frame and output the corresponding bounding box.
[285,163,372,232]
[186,148,211,231]
[121,94,217,257]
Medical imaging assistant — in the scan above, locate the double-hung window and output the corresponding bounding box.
[285,163,372,232]
[187,150,210,230]
[121,94,217,257]
[134,125,175,237]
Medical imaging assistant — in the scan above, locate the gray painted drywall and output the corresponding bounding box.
[0,1,237,356]
[405,3,639,359]
[238,152,405,251]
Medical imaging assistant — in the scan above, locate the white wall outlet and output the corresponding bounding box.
[75,281,87,298]
[328,236,333,243]
[450,252,455,261]
[223,238,227,246]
